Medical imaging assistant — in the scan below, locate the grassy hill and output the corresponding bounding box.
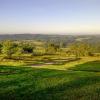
[0,58,100,100]
[0,34,100,100]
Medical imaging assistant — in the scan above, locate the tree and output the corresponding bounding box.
[14,47,23,59]
[45,43,59,54]
[68,42,93,58]
[2,40,15,59]
[0,43,2,53]
[33,46,46,56]
[21,43,34,53]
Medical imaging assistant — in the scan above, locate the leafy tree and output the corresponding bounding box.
[21,43,34,53]
[2,40,15,59]
[0,43,2,53]
[68,42,93,58]
[33,47,46,56]
[14,47,23,59]
[45,43,59,54]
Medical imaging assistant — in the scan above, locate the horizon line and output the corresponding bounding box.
[0,33,100,36]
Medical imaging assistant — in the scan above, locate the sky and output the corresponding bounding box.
[0,0,100,34]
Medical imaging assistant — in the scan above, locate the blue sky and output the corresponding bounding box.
[0,0,100,34]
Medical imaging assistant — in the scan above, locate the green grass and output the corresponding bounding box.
[69,60,100,72]
[0,60,100,100]
[31,57,100,70]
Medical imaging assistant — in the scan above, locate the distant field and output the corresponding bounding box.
[0,57,100,100]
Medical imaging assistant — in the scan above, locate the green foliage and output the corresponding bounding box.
[33,47,46,56]
[0,40,100,59]
[20,43,34,53]
[45,43,60,54]
[14,47,23,58]
[0,43,2,53]
[68,42,93,58]
[2,40,15,58]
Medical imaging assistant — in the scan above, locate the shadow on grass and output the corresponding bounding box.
[31,76,100,100]
[68,60,100,72]
[0,61,100,100]
[0,65,32,75]
[1,74,100,100]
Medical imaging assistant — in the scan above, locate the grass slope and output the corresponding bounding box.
[0,60,100,100]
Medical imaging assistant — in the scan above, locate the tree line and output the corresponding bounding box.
[0,40,100,59]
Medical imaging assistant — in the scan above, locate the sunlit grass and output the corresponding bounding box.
[0,55,100,99]
[0,60,100,100]
[31,57,100,70]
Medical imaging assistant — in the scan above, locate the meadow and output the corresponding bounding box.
[0,56,100,100]
[0,39,100,100]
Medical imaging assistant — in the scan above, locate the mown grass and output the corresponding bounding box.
[31,57,100,70]
[0,60,100,100]
[69,60,100,72]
